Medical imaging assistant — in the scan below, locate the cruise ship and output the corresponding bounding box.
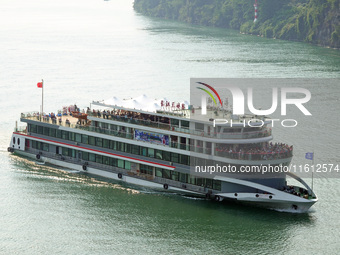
[8,95,317,212]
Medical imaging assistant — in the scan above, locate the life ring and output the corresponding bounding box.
[82,165,87,171]
[118,173,123,179]
[163,183,168,190]
[214,195,220,201]
[36,154,41,160]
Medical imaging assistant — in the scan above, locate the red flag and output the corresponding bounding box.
[37,82,43,88]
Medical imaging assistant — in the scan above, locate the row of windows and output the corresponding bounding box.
[32,140,49,152]
[154,168,221,190]
[29,124,237,175]
[28,124,190,165]
[59,147,132,169]
[31,137,231,179]
[30,140,221,191]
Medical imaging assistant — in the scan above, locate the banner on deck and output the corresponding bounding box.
[134,129,169,146]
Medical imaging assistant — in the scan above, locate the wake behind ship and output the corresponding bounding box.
[8,95,317,212]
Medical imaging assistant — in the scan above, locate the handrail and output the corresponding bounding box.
[87,112,272,139]
[286,172,316,197]
[215,150,293,160]
[21,111,272,139]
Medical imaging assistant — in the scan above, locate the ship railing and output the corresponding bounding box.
[169,142,212,155]
[214,149,293,160]
[216,129,272,139]
[20,111,62,124]
[170,142,191,151]
[21,111,271,139]
[77,126,135,139]
[14,126,27,133]
[22,111,272,139]
[21,111,41,120]
[87,111,272,139]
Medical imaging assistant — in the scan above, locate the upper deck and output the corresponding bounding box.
[92,99,272,125]
[20,109,272,142]
[91,99,273,141]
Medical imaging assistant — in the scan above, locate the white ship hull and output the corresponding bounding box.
[11,148,317,213]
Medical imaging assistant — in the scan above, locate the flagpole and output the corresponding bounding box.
[312,150,314,192]
[41,79,44,122]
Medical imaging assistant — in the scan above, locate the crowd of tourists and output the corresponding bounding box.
[215,142,293,160]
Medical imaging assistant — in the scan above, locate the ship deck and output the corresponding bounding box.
[92,101,271,125]
[20,112,89,129]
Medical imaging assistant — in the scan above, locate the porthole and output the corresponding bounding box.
[17,138,20,145]
[13,137,16,144]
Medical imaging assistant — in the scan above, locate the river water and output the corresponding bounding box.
[0,0,339,254]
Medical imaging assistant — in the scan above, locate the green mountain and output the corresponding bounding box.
[134,0,340,48]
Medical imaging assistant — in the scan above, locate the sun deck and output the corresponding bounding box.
[93,100,272,125]
[20,111,86,128]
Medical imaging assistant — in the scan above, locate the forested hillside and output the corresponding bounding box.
[134,0,340,48]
